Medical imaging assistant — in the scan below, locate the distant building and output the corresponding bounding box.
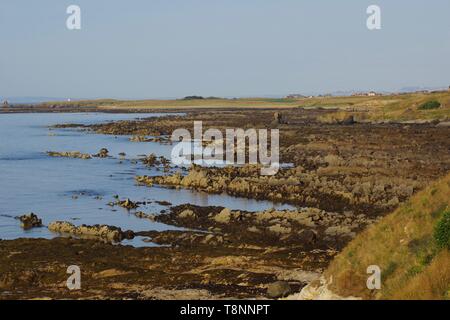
[286,94,306,99]
[2,99,9,108]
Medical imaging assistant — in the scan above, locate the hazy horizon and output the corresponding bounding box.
[1,0,449,100]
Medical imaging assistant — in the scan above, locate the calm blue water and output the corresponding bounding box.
[0,113,292,246]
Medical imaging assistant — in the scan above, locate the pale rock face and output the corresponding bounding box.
[178,209,196,219]
[284,276,361,300]
[436,121,450,127]
[247,226,261,233]
[213,208,232,224]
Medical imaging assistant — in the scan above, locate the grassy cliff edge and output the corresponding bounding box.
[323,172,450,300]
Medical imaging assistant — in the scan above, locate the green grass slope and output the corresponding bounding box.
[325,173,450,300]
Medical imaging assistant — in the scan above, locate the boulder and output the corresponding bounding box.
[213,208,232,224]
[267,281,292,299]
[94,148,109,158]
[118,198,139,209]
[19,213,42,230]
[134,211,156,221]
[178,209,196,219]
[340,115,355,125]
[142,154,158,166]
[268,224,292,235]
[271,112,285,125]
[436,121,450,127]
[297,229,317,244]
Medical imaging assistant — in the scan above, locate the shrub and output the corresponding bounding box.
[418,100,441,110]
[434,210,450,249]
[406,265,423,277]
[183,95,204,100]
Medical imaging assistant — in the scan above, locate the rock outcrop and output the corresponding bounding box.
[93,148,109,158]
[47,151,92,159]
[285,276,360,300]
[48,221,134,242]
[18,213,43,230]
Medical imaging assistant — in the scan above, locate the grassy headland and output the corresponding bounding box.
[34,90,450,122]
[325,172,450,300]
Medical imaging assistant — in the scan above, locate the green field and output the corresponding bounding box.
[41,90,450,122]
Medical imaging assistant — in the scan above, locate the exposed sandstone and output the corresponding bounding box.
[213,208,232,224]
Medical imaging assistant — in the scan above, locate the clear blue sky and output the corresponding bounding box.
[1,0,449,99]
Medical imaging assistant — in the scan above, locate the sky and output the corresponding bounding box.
[0,0,449,100]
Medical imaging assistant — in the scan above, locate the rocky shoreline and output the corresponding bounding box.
[1,213,322,300]
[1,107,450,300]
[2,202,352,299]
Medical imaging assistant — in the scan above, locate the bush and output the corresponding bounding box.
[183,96,204,100]
[418,100,441,110]
[434,210,450,249]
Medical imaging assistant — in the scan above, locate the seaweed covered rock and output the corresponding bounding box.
[94,148,109,158]
[47,151,92,159]
[18,213,42,230]
[117,198,139,209]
